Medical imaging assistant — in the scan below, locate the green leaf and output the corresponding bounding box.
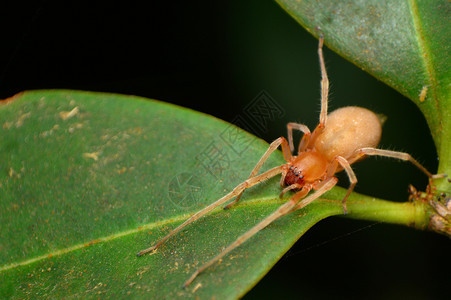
[276,0,451,184]
[0,90,347,298]
[0,90,436,297]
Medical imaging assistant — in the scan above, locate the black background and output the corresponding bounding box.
[1,1,449,299]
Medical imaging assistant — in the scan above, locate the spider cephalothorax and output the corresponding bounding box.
[283,152,328,187]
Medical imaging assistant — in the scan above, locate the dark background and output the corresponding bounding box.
[1,1,449,298]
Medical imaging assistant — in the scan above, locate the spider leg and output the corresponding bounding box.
[294,177,338,211]
[287,122,311,154]
[183,187,308,288]
[280,171,288,188]
[137,165,284,257]
[347,147,445,179]
[183,177,337,288]
[329,156,356,214]
[307,36,330,148]
[224,137,291,210]
[279,183,303,198]
[318,35,329,128]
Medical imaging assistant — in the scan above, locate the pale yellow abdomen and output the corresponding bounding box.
[314,106,382,162]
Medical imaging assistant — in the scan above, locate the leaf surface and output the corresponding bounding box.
[0,90,349,298]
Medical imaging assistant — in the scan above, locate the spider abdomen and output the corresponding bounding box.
[314,106,382,162]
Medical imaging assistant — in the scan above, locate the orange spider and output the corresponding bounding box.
[137,36,441,287]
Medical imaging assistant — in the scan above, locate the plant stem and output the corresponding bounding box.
[345,197,430,230]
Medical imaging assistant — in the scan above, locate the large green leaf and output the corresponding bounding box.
[1,90,353,298]
[0,89,436,297]
[276,0,451,183]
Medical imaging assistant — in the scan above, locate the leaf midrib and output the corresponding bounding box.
[408,0,441,129]
[0,195,307,273]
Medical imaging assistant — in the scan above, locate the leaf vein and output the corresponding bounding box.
[408,0,441,127]
[0,196,283,273]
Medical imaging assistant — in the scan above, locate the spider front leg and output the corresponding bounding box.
[294,177,338,211]
[183,177,338,288]
[224,137,291,210]
[137,165,284,256]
